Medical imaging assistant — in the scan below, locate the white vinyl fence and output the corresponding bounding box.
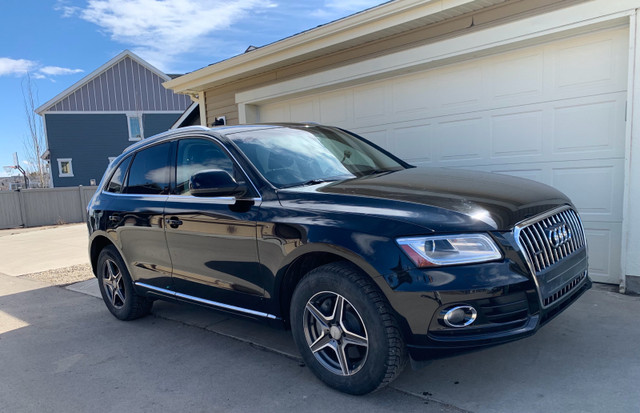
[0,186,98,229]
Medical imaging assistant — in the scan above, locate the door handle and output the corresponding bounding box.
[165,217,183,228]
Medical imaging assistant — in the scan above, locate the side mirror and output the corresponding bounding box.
[189,169,247,197]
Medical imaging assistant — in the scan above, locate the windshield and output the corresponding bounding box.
[227,126,407,188]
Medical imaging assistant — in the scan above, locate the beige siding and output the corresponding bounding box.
[204,74,276,125]
[202,0,566,125]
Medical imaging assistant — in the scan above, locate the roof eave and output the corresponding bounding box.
[163,0,501,94]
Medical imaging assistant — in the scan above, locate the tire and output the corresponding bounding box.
[97,245,152,320]
[290,262,407,395]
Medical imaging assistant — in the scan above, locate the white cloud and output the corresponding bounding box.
[68,0,277,71]
[0,57,83,79]
[39,66,84,76]
[0,58,37,76]
[311,0,384,18]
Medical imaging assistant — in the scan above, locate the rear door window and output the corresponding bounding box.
[124,143,172,195]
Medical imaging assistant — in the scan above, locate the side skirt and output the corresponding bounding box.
[135,282,280,321]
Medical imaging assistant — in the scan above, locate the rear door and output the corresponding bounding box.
[102,142,173,289]
[164,136,265,313]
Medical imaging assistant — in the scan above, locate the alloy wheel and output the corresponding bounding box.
[102,259,126,309]
[303,291,369,376]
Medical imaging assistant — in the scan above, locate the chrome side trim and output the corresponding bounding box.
[135,282,277,319]
[165,195,262,205]
[101,191,169,199]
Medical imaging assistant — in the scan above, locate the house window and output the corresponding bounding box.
[57,158,74,177]
[127,114,143,141]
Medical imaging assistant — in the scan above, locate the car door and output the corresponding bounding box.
[163,136,265,313]
[101,142,173,289]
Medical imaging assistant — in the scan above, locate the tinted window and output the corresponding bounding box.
[105,156,132,193]
[124,143,171,195]
[175,138,236,195]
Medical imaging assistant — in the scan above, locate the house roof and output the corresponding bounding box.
[163,0,506,94]
[170,102,200,129]
[36,50,173,114]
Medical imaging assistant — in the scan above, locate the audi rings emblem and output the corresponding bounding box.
[546,223,572,248]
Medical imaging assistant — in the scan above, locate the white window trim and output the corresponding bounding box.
[127,113,144,141]
[57,158,74,177]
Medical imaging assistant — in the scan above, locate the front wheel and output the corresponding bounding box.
[290,262,407,394]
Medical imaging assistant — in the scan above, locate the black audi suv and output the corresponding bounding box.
[87,123,590,394]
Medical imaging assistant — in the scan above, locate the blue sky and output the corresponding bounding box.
[0,0,384,177]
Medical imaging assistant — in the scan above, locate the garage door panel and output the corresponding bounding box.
[436,117,488,163]
[485,159,623,223]
[261,102,289,122]
[433,64,483,110]
[354,84,386,122]
[552,95,625,157]
[319,93,349,125]
[551,162,623,221]
[490,110,544,158]
[289,99,314,122]
[392,74,432,115]
[392,123,434,163]
[490,51,544,100]
[552,30,628,95]
[583,222,623,284]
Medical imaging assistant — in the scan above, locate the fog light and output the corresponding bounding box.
[443,305,477,328]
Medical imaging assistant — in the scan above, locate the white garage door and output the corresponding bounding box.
[259,27,629,284]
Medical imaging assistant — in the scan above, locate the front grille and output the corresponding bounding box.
[517,207,586,274]
[543,271,586,307]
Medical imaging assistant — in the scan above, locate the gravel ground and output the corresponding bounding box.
[21,264,94,287]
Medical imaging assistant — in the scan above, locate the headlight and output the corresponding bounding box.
[396,234,502,267]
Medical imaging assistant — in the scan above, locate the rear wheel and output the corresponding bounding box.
[97,245,152,320]
[290,262,407,394]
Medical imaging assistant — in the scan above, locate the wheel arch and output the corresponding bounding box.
[89,234,116,277]
[276,244,385,327]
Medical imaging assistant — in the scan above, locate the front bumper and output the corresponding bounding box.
[406,274,590,360]
[381,243,590,361]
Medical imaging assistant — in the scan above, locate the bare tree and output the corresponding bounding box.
[22,74,49,188]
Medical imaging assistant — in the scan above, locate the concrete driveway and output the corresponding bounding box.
[0,224,639,412]
[0,223,89,276]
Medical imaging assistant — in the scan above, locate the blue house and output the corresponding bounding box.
[36,50,192,187]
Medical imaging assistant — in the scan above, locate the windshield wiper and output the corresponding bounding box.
[363,169,393,176]
[281,178,340,188]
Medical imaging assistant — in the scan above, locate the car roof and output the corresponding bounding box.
[122,122,325,154]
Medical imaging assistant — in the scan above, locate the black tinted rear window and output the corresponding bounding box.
[124,143,171,195]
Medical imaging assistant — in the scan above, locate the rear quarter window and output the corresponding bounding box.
[105,156,132,193]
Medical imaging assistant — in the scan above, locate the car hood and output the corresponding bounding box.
[277,167,571,232]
